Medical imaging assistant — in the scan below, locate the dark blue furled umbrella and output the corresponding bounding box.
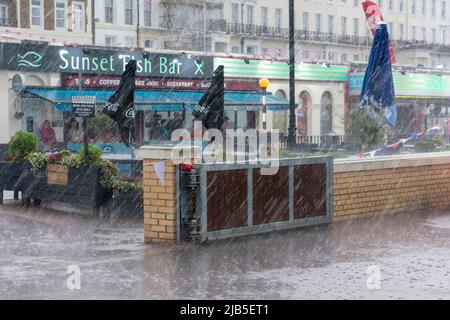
[360,23,397,126]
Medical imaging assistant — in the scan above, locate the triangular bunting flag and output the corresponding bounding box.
[153,161,166,186]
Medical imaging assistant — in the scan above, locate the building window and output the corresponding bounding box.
[341,16,347,35]
[389,0,394,11]
[399,24,404,40]
[105,0,114,23]
[246,46,257,55]
[411,0,417,14]
[261,7,268,26]
[144,39,154,48]
[400,0,404,12]
[315,13,322,33]
[379,0,384,8]
[328,15,334,34]
[72,3,84,32]
[441,29,446,44]
[422,27,427,41]
[302,12,309,31]
[125,0,133,25]
[441,1,446,18]
[144,0,152,26]
[421,0,427,15]
[55,2,66,28]
[125,37,136,47]
[246,5,254,25]
[105,35,116,46]
[31,0,42,27]
[0,5,8,26]
[275,8,282,28]
[432,0,436,16]
[231,3,239,23]
[432,28,437,42]
[412,26,416,40]
[353,0,358,6]
[353,18,359,35]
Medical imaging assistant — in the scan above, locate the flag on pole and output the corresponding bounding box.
[360,23,397,127]
[192,65,225,131]
[103,60,137,147]
[362,1,396,64]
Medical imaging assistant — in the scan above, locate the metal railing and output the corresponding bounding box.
[0,18,9,27]
[279,135,347,150]
[202,20,450,51]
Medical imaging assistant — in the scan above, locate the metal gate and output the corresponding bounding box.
[178,157,333,243]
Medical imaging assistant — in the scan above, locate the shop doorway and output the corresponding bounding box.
[320,92,333,135]
[298,91,311,136]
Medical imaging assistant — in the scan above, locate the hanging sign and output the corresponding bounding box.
[72,96,96,118]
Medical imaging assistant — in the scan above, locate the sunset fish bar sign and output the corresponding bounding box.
[0,42,213,79]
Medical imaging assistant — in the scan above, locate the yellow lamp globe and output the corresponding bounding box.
[259,78,270,89]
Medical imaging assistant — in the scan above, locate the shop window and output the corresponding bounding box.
[144,111,185,143]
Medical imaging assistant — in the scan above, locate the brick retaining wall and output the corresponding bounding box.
[333,153,450,221]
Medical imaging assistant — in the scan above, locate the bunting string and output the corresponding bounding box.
[357,119,450,159]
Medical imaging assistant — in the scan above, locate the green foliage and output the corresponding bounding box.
[348,106,386,151]
[304,151,349,159]
[26,152,49,170]
[280,150,299,158]
[112,181,144,199]
[8,131,39,160]
[25,144,139,197]
[432,136,445,147]
[59,152,84,168]
[98,159,120,190]
[79,144,103,165]
[415,140,436,153]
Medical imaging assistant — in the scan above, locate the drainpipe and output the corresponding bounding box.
[91,0,96,45]
[240,2,244,53]
[137,0,141,48]
[203,2,207,52]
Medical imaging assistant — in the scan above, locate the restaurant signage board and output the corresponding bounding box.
[0,42,214,79]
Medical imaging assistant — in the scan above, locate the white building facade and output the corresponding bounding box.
[92,0,450,68]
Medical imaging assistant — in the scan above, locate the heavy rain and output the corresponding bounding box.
[0,0,449,305]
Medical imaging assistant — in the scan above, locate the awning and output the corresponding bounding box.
[23,88,290,112]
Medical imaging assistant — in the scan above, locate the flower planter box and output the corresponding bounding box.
[0,162,26,204]
[22,164,111,208]
[106,189,143,218]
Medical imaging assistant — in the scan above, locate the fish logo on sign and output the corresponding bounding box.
[17,51,43,68]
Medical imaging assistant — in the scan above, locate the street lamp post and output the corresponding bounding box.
[259,78,270,130]
[288,0,297,149]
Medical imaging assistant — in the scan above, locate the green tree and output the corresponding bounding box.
[348,106,386,151]
[8,131,39,160]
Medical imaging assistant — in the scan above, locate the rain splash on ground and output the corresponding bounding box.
[0,197,449,300]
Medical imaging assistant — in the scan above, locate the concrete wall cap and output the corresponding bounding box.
[334,152,450,172]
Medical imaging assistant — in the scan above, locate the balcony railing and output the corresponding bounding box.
[203,20,450,51]
[0,18,9,27]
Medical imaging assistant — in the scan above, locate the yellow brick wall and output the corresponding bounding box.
[143,159,177,243]
[333,164,450,221]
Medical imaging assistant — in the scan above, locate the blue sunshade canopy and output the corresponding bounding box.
[24,88,290,112]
